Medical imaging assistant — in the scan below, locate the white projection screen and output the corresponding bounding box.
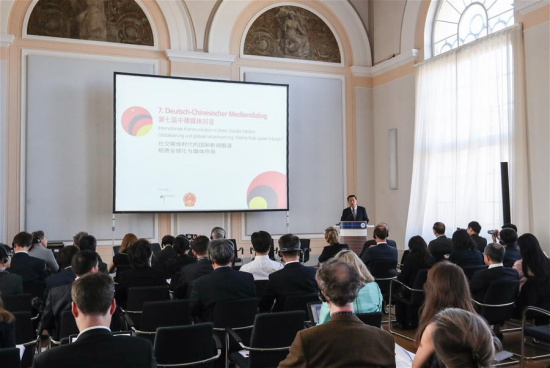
[114,73,289,213]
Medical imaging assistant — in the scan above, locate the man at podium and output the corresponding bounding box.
[340,195,369,223]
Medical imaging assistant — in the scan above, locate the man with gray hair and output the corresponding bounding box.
[469,242,519,302]
[210,226,226,240]
[189,239,255,322]
[279,259,395,367]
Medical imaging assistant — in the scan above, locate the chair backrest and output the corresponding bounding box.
[0,347,21,368]
[248,311,305,367]
[410,269,429,306]
[283,293,319,321]
[58,309,79,341]
[113,245,120,255]
[140,300,192,332]
[356,312,383,328]
[151,243,162,255]
[126,286,170,311]
[211,298,259,329]
[2,293,33,313]
[299,239,311,264]
[22,280,45,299]
[12,311,35,344]
[154,323,218,368]
[462,265,487,280]
[254,280,269,299]
[480,279,520,325]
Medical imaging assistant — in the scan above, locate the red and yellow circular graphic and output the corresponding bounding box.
[121,106,153,137]
[247,171,287,209]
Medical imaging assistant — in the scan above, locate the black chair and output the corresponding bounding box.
[283,293,319,322]
[22,280,45,299]
[51,309,79,343]
[3,293,33,313]
[356,312,383,328]
[228,311,305,368]
[369,259,398,309]
[113,245,120,255]
[521,306,550,367]
[388,269,429,340]
[254,280,269,299]
[132,300,192,341]
[0,347,21,368]
[472,279,519,331]
[154,323,221,368]
[299,239,311,264]
[12,311,39,368]
[462,264,487,280]
[122,286,170,329]
[151,243,162,256]
[211,298,259,368]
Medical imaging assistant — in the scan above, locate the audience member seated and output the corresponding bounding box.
[499,228,521,268]
[171,236,213,299]
[152,234,175,271]
[428,222,453,263]
[489,223,518,244]
[210,226,226,240]
[239,231,282,279]
[259,234,318,313]
[29,231,59,274]
[33,273,155,368]
[9,231,47,282]
[72,231,88,248]
[432,308,498,368]
[448,229,483,268]
[413,262,476,368]
[360,223,398,269]
[514,233,550,312]
[108,233,137,275]
[359,222,398,260]
[0,244,23,296]
[40,250,99,339]
[190,239,255,322]
[317,226,349,263]
[279,260,395,368]
[163,236,196,279]
[467,221,487,253]
[395,235,432,329]
[469,243,519,302]
[318,250,382,324]
[0,295,15,348]
[78,235,108,274]
[45,246,79,293]
[115,239,167,309]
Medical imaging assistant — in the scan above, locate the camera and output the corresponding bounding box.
[487,230,497,235]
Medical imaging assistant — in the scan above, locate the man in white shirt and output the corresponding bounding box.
[240,231,282,280]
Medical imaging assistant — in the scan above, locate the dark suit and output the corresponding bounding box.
[340,206,369,222]
[190,266,255,322]
[259,262,318,313]
[9,252,46,282]
[279,314,395,368]
[503,245,521,268]
[115,267,168,308]
[360,242,398,268]
[153,246,175,269]
[448,249,484,268]
[470,266,519,301]
[318,243,348,263]
[40,283,72,339]
[359,239,397,259]
[428,235,453,263]
[171,258,213,299]
[45,268,75,293]
[472,234,488,253]
[0,270,23,296]
[33,327,156,368]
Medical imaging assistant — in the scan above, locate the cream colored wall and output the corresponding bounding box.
[371,0,406,64]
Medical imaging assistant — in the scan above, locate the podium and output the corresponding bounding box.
[339,221,369,255]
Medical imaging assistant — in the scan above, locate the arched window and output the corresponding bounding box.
[432,0,514,56]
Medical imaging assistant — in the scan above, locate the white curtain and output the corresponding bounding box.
[406,24,529,244]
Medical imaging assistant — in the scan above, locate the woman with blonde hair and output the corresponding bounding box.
[317,250,382,324]
[108,233,138,274]
[432,308,498,368]
[317,226,349,263]
[412,262,477,367]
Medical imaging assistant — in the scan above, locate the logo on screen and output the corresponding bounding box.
[121,106,153,137]
[184,193,196,207]
[247,171,287,209]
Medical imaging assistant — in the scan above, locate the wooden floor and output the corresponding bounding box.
[382,316,550,368]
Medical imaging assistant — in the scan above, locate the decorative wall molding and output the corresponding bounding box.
[0,34,15,47]
[165,49,236,65]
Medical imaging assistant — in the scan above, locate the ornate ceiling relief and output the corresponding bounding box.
[244,6,341,63]
[27,0,153,46]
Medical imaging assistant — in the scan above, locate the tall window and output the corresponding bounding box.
[433,0,514,56]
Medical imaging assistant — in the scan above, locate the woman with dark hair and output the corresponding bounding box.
[448,229,483,268]
[114,239,167,308]
[514,233,550,311]
[0,295,15,348]
[164,236,196,279]
[317,227,349,263]
[29,230,59,274]
[394,236,432,329]
[412,262,477,368]
[108,233,137,274]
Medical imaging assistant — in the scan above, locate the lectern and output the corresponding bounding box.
[339,221,368,255]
